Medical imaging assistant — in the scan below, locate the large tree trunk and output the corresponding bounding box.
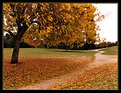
[10,18,28,64]
[10,37,21,64]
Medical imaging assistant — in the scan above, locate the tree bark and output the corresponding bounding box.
[10,18,28,64]
[10,37,21,64]
[66,45,69,52]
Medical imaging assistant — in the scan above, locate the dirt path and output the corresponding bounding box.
[17,50,118,90]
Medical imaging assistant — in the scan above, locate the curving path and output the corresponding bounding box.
[17,50,118,90]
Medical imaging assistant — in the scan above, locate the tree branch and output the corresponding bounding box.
[8,31,15,39]
[16,21,28,39]
[9,4,16,17]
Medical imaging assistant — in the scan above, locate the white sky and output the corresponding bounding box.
[92,3,118,42]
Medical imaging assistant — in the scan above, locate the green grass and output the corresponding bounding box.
[100,46,118,55]
[3,46,118,57]
[3,48,97,57]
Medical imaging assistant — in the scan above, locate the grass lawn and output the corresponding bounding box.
[3,48,97,57]
[101,46,118,55]
[3,48,96,90]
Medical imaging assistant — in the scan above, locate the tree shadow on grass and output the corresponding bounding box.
[56,50,89,53]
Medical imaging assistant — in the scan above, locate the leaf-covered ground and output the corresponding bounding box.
[3,47,118,90]
[51,63,118,90]
[3,55,94,90]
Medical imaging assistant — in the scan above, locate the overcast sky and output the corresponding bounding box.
[92,3,118,42]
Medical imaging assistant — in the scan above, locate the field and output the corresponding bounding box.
[101,46,118,55]
[3,48,96,57]
[3,46,118,90]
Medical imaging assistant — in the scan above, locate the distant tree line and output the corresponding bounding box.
[4,33,117,49]
[43,41,117,50]
[95,41,118,49]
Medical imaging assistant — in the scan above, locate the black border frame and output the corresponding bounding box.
[1,0,119,92]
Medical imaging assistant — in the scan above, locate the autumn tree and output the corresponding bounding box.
[3,3,48,64]
[39,3,104,51]
[3,3,104,64]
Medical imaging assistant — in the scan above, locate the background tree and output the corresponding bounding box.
[4,33,15,48]
[3,33,33,48]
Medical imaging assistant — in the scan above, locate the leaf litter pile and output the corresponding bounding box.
[3,55,94,90]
